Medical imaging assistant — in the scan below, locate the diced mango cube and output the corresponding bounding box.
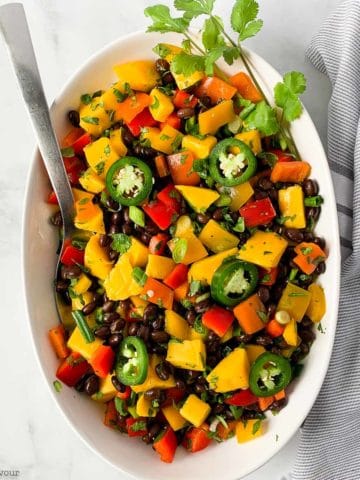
[84,137,119,179]
[84,234,113,280]
[104,253,142,301]
[199,219,239,253]
[188,248,238,285]
[278,185,306,229]
[236,419,264,443]
[67,326,103,360]
[71,274,92,295]
[79,168,106,194]
[166,339,206,371]
[182,135,217,159]
[136,394,158,417]
[277,282,311,322]
[179,394,211,427]
[245,345,266,364]
[234,130,262,155]
[165,310,190,340]
[206,348,249,393]
[168,233,208,265]
[306,283,326,323]
[114,60,160,92]
[238,231,288,269]
[71,291,93,311]
[145,255,176,280]
[162,405,188,431]
[149,88,174,122]
[175,185,219,213]
[198,100,236,135]
[92,374,117,402]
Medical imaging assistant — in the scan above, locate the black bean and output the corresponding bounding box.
[155,58,170,73]
[269,188,278,203]
[151,316,164,331]
[306,206,321,222]
[111,375,126,393]
[162,71,175,85]
[94,325,111,339]
[300,315,312,328]
[257,177,273,190]
[272,284,285,302]
[148,422,161,441]
[141,233,151,245]
[110,319,125,334]
[300,342,310,355]
[137,325,150,342]
[269,398,288,412]
[285,228,304,243]
[177,107,195,119]
[128,322,140,336]
[212,404,225,415]
[144,222,159,236]
[185,309,196,325]
[196,213,210,224]
[109,224,121,235]
[109,250,119,261]
[111,212,122,225]
[212,208,223,221]
[199,95,212,109]
[143,304,158,323]
[267,303,277,319]
[51,211,63,227]
[257,286,270,304]
[99,234,111,248]
[103,300,116,313]
[315,261,326,275]
[103,312,120,324]
[186,370,201,383]
[175,378,186,390]
[108,333,123,348]
[194,299,211,314]
[255,335,273,347]
[67,109,80,127]
[144,388,161,400]
[55,279,69,292]
[254,190,268,200]
[234,333,253,344]
[207,355,218,368]
[84,375,100,396]
[121,126,135,147]
[122,223,133,235]
[60,264,82,280]
[314,237,326,250]
[82,301,97,316]
[302,179,319,197]
[207,331,219,343]
[150,330,170,343]
[155,361,172,381]
[105,197,120,211]
[273,224,284,235]
[194,383,207,394]
[75,373,92,392]
[299,329,315,343]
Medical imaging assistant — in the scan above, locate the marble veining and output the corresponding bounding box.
[0,0,340,478]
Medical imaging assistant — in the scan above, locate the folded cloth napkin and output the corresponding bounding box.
[292,1,360,479]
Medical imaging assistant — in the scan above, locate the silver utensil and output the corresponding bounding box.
[0,3,75,323]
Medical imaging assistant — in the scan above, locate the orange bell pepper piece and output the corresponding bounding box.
[155,154,170,178]
[48,324,70,359]
[233,293,266,335]
[167,150,200,186]
[116,93,151,124]
[195,76,237,104]
[270,161,311,183]
[293,242,327,275]
[182,423,212,452]
[258,396,274,411]
[141,277,174,310]
[62,127,84,147]
[229,72,263,103]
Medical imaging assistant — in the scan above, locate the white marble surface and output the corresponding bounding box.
[0,0,340,478]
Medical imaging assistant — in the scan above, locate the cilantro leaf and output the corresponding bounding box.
[110,233,132,254]
[144,5,189,34]
[153,43,172,59]
[231,0,263,42]
[245,101,279,136]
[274,71,307,122]
[171,52,205,76]
[204,45,227,75]
[223,46,240,65]
[174,0,214,17]
[202,16,224,51]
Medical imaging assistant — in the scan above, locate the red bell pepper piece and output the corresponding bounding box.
[202,306,234,337]
[157,184,182,213]
[103,400,118,429]
[239,197,277,228]
[143,200,177,231]
[163,264,188,290]
[127,108,158,137]
[116,385,131,400]
[47,191,59,205]
[126,417,148,437]
[88,345,115,378]
[153,427,178,463]
[225,389,258,407]
[163,386,186,407]
[63,156,85,185]
[149,233,169,255]
[56,352,90,387]
[72,132,92,154]
[270,149,294,163]
[173,90,198,109]
[182,423,211,453]
[61,242,85,266]
[259,267,278,286]
[265,319,285,338]
[160,112,181,131]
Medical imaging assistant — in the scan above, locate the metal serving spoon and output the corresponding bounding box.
[0,3,75,322]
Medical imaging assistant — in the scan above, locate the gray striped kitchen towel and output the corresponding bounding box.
[292,1,360,479]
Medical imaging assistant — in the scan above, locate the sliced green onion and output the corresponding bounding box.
[304,195,323,207]
[172,238,188,263]
[215,193,232,207]
[129,205,145,227]
[289,268,298,281]
[132,267,148,287]
[72,310,95,343]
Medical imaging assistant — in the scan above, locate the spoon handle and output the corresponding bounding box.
[0,3,74,232]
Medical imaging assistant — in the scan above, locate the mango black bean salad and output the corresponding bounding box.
[48,45,327,463]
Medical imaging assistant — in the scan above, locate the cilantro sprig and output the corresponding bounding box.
[144,0,306,158]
